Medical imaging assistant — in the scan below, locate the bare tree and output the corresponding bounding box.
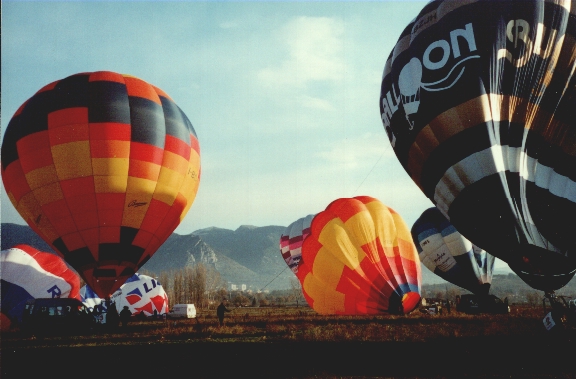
[233,294,249,307]
[526,291,540,308]
[158,271,170,292]
[191,264,207,309]
[158,271,171,308]
[289,277,305,307]
[205,266,226,307]
[172,269,185,305]
[445,287,461,303]
[215,288,229,306]
[183,267,194,304]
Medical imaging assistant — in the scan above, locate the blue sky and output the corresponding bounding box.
[1,0,513,273]
[2,1,431,234]
[2,0,434,231]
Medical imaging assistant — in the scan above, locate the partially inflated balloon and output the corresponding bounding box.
[2,71,201,298]
[296,196,421,315]
[412,207,495,295]
[380,0,576,291]
[0,244,80,330]
[81,273,168,317]
[279,214,315,273]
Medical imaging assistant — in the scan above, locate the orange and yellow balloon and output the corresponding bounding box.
[1,71,201,298]
[296,196,421,315]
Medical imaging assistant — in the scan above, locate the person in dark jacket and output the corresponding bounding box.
[107,301,120,328]
[119,305,132,328]
[216,300,231,327]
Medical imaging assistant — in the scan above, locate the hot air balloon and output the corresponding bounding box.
[379,0,576,292]
[412,207,495,295]
[279,214,315,273]
[0,244,81,330]
[1,71,201,298]
[81,273,168,320]
[296,196,421,315]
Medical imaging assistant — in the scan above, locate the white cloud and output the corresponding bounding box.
[257,16,346,88]
[298,94,334,111]
[315,132,394,170]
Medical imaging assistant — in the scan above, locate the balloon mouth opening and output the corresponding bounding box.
[401,292,421,314]
[475,283,491,296]
[508,244,576,291]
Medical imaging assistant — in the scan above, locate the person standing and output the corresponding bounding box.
[216,300,231,327]
[107,301,120,328]
[120,306,132,328]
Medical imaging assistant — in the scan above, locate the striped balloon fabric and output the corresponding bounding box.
[279,214,315,273]
[81,273,168,317]
[296,196,421,315]
[380,0,576,291]
[1,71,201,298]
[412,207,495,295]
[0,244,80,330]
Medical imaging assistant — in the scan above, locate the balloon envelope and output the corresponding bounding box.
[0,244,80,330]
[279,214,315,273]
[81,273,168,317]
[2,71,201,298]
[412,207,495,295]
[380,0,576,291]
[296,196,422,315]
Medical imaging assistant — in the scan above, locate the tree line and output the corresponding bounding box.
[140,264,306,310]
[123,268,576,311]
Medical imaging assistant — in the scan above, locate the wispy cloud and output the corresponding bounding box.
[298,94,334,111]
[315,132,393,170]
[258,16,345,88]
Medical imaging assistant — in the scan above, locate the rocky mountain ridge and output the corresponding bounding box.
[2,222,449,290]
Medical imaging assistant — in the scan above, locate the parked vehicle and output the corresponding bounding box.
[167,304,196,319]
[456,294,510,314]
[21,298,97,334]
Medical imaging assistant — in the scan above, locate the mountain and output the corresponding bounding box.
[0,223,296,290]
[142,234,274,289]
[1,223,54,253]
[0,223,500,290]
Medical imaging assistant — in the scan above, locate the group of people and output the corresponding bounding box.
[91,299,233,328]
[95,301,133,328]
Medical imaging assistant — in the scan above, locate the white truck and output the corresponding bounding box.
[168,304,196,319]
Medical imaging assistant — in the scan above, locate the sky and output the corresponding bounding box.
[0,0,511,272]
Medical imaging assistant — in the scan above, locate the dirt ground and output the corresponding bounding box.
[2,336,575,378]
[2,307,576,378]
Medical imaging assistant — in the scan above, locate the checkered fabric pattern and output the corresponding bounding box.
[2,71,201,298]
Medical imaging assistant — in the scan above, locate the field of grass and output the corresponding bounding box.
[2,305,575,378]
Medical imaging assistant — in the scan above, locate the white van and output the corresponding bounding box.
[168,304,196,319]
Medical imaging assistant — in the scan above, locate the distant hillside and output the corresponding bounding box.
[139,233,256,277]
[6,222,572,296]
[0,223,295,290]
[1,223,55,253]
[423,273,576,304]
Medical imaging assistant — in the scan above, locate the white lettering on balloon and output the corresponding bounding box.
[498,20,561,67]
[382,23,479,143]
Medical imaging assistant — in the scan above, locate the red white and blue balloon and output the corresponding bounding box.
[81,273,168,317]
[1,244,80,330]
